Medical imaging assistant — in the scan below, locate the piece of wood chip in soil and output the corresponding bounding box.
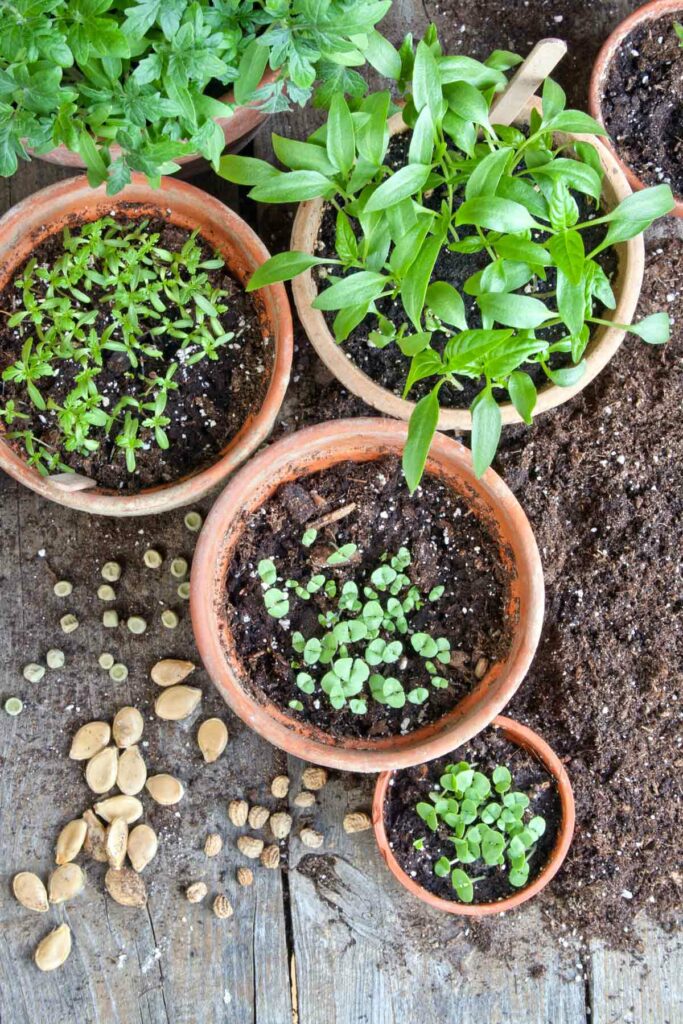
[151,659,196,687]
[105,867,147,908]
[35,924,72,971]
[13,872,49,912]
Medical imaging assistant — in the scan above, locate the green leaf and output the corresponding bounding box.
[356,90,391,166]
[557,270,586,336]
[250,171,334,203]
[408,106,434,165]
[78,131,108,188]
[219,155,280,186]
[313,271,387,310]
[401,234,443,329]
[403,388,440,493]
[471,389,501,477]
[364,163,431,212]
[234,39,269,106]
[247,251,329,291]
[327,93,355,175]
[545,361,587,387]
[465,147,512,201]
[271,136,336,176]
[363,29,401,80]
[548,230,585,284]
[627,312,670,345]
[507,371,536,424]
[455,196,540,233]
[335,210,358,264]
[445,81,490,126]
[532,159,602,201]
[545,110,606,135]
[478,292,551,329]
[426,281,467,329]
[541,77,566,121]
[412,40,442,118]
[451,868,474,902]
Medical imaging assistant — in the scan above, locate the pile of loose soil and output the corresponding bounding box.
[0,219,273,492]
[226,455,512,739]
[601,13,683,196]
[385,726,562,904]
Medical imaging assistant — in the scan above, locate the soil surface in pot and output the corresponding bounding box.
[226,455,513,740]
[601,13,683,197]
[314,133,616,410]
[0,219,273,492]
[384,727,562,904]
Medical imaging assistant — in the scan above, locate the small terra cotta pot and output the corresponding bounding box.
[0,174,292,516]
[190,419,545,772]
[589,0,683,216]
[372,714,575,916]
[291,99,645,431]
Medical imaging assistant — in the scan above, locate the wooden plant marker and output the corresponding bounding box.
[489,37,568,126]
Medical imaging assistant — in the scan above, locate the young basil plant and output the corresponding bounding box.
[220,28,675,488]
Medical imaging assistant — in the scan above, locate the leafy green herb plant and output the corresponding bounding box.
[414,759,546,902]
[1,0,392,192]
[675,21,683,46]
[220,27,675,487]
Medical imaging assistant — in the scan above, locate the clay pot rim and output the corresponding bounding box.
[190,417,545,772]
[0,173,293,516]
[291,100,645,431]
[372,714,576,916]
[588,0,683,216]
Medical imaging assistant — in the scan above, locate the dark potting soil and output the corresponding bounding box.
[0,219,273,492]
[602,13,683,197]
[385,726,562,904]
[314,133,616,409]
[226,455,512,740]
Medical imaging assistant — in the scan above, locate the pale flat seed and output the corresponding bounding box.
[60,614,79,633]
[99,652,115,670]
[197,718,228,763]
[112,707,144,748]
[69,721,111,760]
[55,819,87,865]
[170,558,188,578]
[101,561,121,582]
[106,818,129,869]
[85,746,118,794]
[102,610,119,628]
[94,795,143,824]
[151,659,196,687]
[48,863,84,904]
[109,663,128,682]
[127,616,147,635]
[35,924,72,971]
[177,582,190,600]
[13,871,49,912]
[53,580,72,598]
[82,810,108,862]
[46,649,65,670]
[23,663,45,683]
[184,511,202,532]
[143,549,163,569]
[117,745,147,795]
[154,685,202,721]
[127,824,158,873]
[105,867,146,908]
[146,774,184,806]
[161,610,179,629]
[97,584,116,602]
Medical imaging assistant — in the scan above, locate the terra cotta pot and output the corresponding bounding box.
[588,0,683,216]
[0,174,292,516]
[190,419,545,772]
[372,714,575,916]
[291,100,645,431]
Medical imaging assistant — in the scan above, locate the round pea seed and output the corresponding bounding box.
[161,609,179,629]
[101,561,122,582]
[184,511,202,532]
[144,549,163,569]
[53,580,73,598]
[5,697,23,716]
[60,614,79,634]
[170,558,188,579]
[23,663,45,683]
[109,663,128,682]
[98,653,114,670]
[177,582,190,600]
[46,649,65,670]
[102,610,119,628]
[98,584,116,601]
[127,616,147,635]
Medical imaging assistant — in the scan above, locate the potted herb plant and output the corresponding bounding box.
[0,174,292,515]
[0,0,392,193]
[372,715,575,915]
[220,31,674,487]
[190,418,544,772]
[589,0,683,216]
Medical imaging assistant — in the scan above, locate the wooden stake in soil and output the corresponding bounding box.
[489,38,568,126]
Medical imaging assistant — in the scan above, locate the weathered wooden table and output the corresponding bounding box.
[1,2,681,1022]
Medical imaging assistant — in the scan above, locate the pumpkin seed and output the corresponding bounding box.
[170,557,188,578]
[85,746,118,794]
[161,609,178,629]
[154,685,202,721]
[34,924,72,971]
[94,795,143,824]
[127,615,147,635]
[60,614,79,633]
[97,584,116,601]
[143,549,163,569]
[48,863,84,903]
[109,663,128,682]
[112,706,144,748]
[197,718,228,763]
[127,824,158,873]
[184,511,202,532]
[55,818,87,864]
[151,658,195,687]
[22,663,45,683]
[4,697,23,715]
[106,817,129,869]
[101,561,122,582]
[146,773,184,805]
[117,745,147,795]
[46,649,65,669]
[98,652,114,670]
[69,721,111,760]
[53,580,72,597]
[13,871,49,912]
[105,867,147,908]
[82,809,108,862]
[102,610,119,628]
[177,582,190,600]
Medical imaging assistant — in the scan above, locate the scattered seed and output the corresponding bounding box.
[151,658,195,687]
[46,649,65,670]
[127,615,147,635]
[127,824,158,873]
[271,775,290,799]
[237,867,253,887]
[60,614,79,633]
[213,894,233,919]
[302,767,328,791]
[34,924,72,971]
[161,609,179,629]
[228,799,249,827]
[102,610,119,628]
[23,663,45,683]
[170,558,188,578]
[94,795,143,824]
[55,819,87,864]
[106,817,129,870]
[105,867,147,908]
[197,718,228,763]
[177,582,190,600]
[101,561,122,582]
[154,685,202,721]
[13,871,49,913]
[143,549,163,569]
[82,809,108,862]
[112,706,144,748]
[474,656,489,680]
[293,792,316,808]
[97,584,116,601]
[184,511,202,532]
[69,721,111,760]
[4,697,23,716]
[237,835,264,859]
[117,745,147,795]
[85,746,118,794]
[98,652,115,670]
[343,811,372,834]
[260,844,280,869]
[204,833,222,858]
[300,828,324,849]
[248,805,269,830]
[270,812,292,840]
[53,580,72,598]
[48,863,84,904]
[109,663,129,682]
[186,881,208,903]
[146,774,184,805]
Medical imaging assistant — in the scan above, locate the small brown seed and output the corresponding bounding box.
[34,924,72,971]
[302,766,328,791]
[69,721,111,760]
[112,706,144,748]
[105,867,147,908]
[204,833,223,858]
[474,657,489,680]
[343,811,372,834]
[186,881,208,903]
[300,828,324,849]
[293,791,316,809]
[85,746,118,794]
[197,718,228,763]
[228,799,249,827]
[260,844,280,869]
[94,795,143,824]
[154,685,202,721]
[271,775,290,799]
[82,809,108,862]
[237,867,253,887]
[270,812,292,840]
[13,872,49,913]
[127,824,158,873]
[55,818,87,864]
[48,863,84,904]
[146,773,184,806]
[213,894,233,919]
[117,745,147,795]
[106,817,129,870]
[237,835,264,859]
[151,658,196,687]
[248,805,269,830]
